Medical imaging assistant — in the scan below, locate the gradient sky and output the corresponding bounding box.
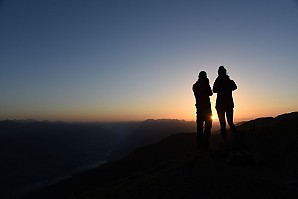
[1,0,297,121]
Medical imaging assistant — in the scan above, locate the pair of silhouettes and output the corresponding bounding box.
[193,66,237,150]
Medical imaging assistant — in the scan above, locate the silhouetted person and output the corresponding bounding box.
[193,71,213,150]
[213,66,237,140]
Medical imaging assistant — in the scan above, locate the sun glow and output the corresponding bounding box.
[211,115,217,120]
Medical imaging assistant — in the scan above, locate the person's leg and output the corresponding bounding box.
[217,107,227,140]
[196,114,204,149]
[203,116,212,150]
[226,108,237,134]
[226,108,242,151]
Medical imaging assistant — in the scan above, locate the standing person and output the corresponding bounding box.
[213,66,237,140]
[192,71,213,150]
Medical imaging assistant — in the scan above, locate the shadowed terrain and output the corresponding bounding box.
[0,121,123,198]
[0,119,197,199]
[109,119,197,161]
[28,112,298,199]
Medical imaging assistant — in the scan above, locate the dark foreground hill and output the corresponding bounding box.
[109,119,197,161]
[28,112,298,199]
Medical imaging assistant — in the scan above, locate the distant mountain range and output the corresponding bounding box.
[27,112,298,199]
[0,121,127,199]
[0,119,196,199]
[109,119,197,161]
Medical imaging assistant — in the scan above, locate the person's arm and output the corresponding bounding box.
[208,84,213,96]
[212,79,218,93]
[192,83,198,94]
[230,80,237,91]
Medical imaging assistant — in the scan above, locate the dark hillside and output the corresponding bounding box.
[0,121,120,199]
[109,119,196,161]
[28,112,298,199]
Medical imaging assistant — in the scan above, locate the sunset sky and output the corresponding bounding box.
[1,0,297,122]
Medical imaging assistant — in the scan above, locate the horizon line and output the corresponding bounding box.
[0,117,257,123]
[2,111,297,123]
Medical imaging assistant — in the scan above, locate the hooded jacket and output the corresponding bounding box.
[193,77,213,115]
[213,75,237,109]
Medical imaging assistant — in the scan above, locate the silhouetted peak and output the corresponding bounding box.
[274,111,298,121]
[237,111,298,132]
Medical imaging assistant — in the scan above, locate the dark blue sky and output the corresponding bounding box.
[1,0,297,121]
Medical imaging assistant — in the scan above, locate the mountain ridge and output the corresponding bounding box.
[28,111,298,199]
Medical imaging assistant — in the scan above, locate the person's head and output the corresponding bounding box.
[218,66,227,76]
[198,71,207,79]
